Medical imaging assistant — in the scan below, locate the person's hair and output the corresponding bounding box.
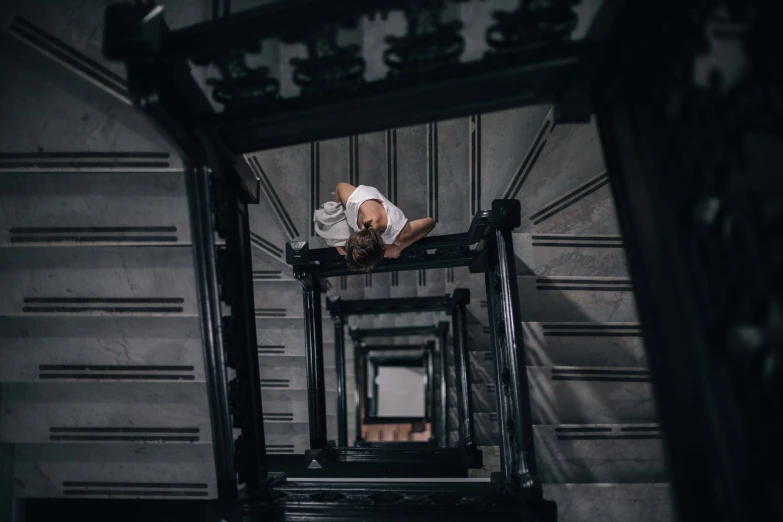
[345,220,384,272]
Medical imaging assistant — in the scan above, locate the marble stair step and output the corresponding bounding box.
[259,353,339,371]
[518,171,620,235]
[0,314,200,337]
[12,443,216,498]
[535,424,666,484]
[0,315,204,382]
[463,275,637,323]
[256,318,335,357]
[254,280,330,319]
[0,171,192,247]
[0,246,198,316]
[262,396,311,425]
[263,417,338,439]
[465,322,647,368]
[448,357,655,424]
[543,483,674,522]
[260,389,337,421]
[524,321,647,367]
[447,420,667,483]
[509,114,608,220]
[513,233,629,277]
[258,363,337,391]
[250,251,294,281]
[527,366,655,425]
[265,432,310,456]
[0,382,210,444]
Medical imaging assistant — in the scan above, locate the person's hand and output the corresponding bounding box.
[337,246,346,256]
[384,244,402,258]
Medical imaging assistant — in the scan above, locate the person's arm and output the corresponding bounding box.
[384,217,436,258]
[395,218,436,249]
[334,182,355,206]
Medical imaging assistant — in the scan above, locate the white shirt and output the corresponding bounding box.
[344,185,408,245]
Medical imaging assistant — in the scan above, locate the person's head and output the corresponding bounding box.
[345,220,384,272]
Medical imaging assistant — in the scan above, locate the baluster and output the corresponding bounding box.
[298,268,329,450]
[484,199,538,498]
[451,289,475,450]
[438,321,449,448]
[333,314,348,447]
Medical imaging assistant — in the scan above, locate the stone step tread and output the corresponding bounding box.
[12,442,217,498]
[518,170,620,235]
[465,321,647,367]
[463,275,638,323]
[0,171,192,248]
[447,371,657,424]
[455,424,665,483]
[0,246,200,315]
[543,483,674,522]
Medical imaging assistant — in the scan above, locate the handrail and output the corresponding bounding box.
[287,210,494,277]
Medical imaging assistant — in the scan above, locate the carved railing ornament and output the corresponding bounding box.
[103,0,590,153]
[279,488,510,507]
[179,0,584,113]
[485,0,580,55]
[208,48,280,111]
[287,24,366,96]
[384,0,465,75]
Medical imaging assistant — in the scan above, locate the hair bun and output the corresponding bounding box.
[345,221,384,272]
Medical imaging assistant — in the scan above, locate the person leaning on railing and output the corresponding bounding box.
[332,183,435,272]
